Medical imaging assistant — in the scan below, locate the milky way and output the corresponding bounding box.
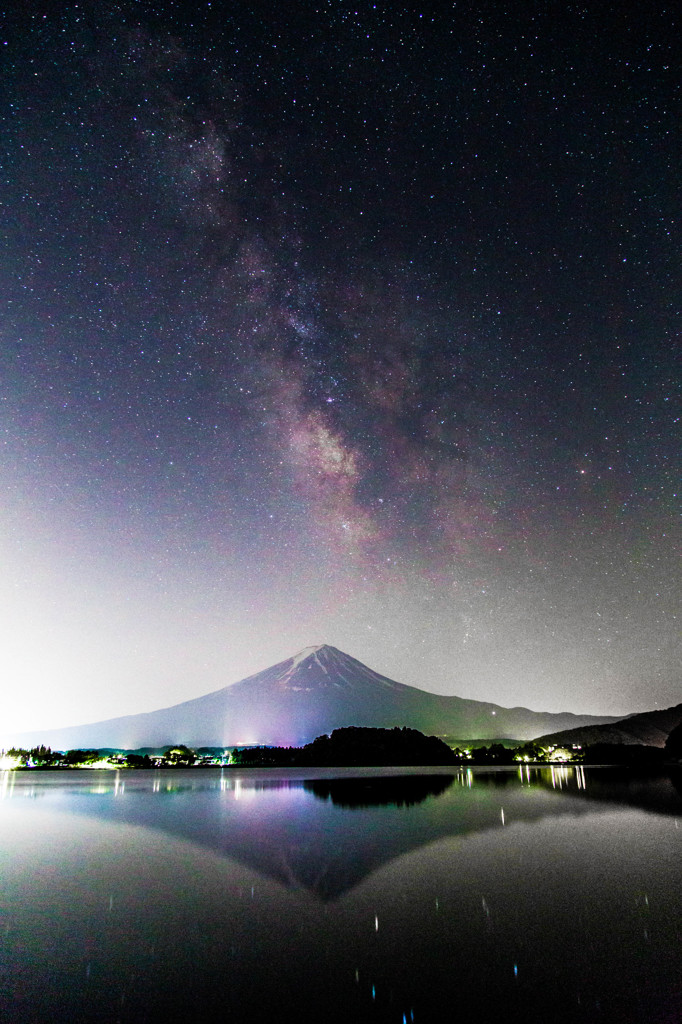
[1,1,679,736]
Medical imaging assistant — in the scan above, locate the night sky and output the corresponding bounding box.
[1,0,679,738]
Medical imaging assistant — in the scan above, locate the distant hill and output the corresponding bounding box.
[534,702,682,749]
[231,726,459,767]
[6,644,620,750]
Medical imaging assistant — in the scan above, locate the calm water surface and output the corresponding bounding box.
[1,765,681,1023]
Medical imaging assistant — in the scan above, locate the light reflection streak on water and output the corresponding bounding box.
[0,770,15,800]
[220,775,245,794]
[218,776,283,800]
[0,761,595,807]
[89,783,110,795]
[550,765,572,790]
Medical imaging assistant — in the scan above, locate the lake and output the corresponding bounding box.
[1,765,681,1023]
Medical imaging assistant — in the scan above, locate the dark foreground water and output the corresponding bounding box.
[1,765,681,1024]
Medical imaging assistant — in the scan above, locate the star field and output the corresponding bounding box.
[0,1,679,736]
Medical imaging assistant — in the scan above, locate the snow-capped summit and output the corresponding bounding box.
[290,644,326,666]
[277,644,403,692]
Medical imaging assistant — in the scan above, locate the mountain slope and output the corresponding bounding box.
[7,644,620,749]
[534,702,682,749]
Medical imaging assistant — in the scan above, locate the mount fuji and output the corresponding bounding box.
[7,644,620,750]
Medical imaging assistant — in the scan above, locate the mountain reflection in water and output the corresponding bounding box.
[3,765,681,901]
[1,765,681,1024]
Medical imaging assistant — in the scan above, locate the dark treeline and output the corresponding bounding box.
[232,733,677,768]
[4,729,680,769]
[231,727,457,767]
[5,744,207,769]
[5,746,103,768]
